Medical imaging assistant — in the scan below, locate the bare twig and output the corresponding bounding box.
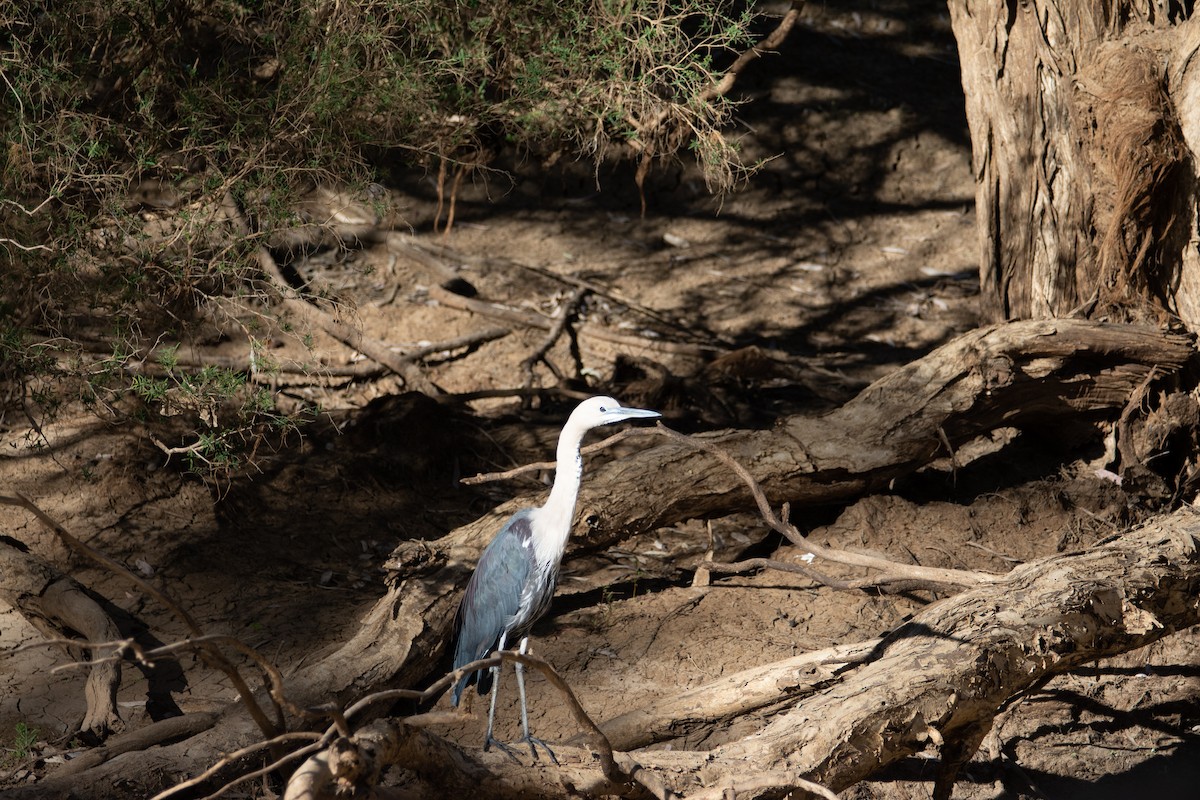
[460,427,657,485]
[963,541,1024,564]
[32,629,293,724]
[0,195,56,216]
[149,435,211,457]
[443,163,466,235]
[434,157,448,234]
[195,737,329,800]
[4,635,133,663]
[0,237,53,252]
[700,2,806,101]
[404,327,511,362]
[649,425,1001,589]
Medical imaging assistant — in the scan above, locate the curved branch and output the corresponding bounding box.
[700,2,807,101]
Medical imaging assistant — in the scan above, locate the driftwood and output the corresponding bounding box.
[282,505,1200,800]
[312,319,1192,706]
[16,318,1195,797]
[0,541,124,739]
[0,493,285,745]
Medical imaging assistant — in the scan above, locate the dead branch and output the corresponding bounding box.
[0,493,281,739]
[521,287,588,390]
[0,540,125,739]
[403,327,512,363]
[45,713,220,780]
[583,638,881,751]
[698,556,950,593]
[38,579,125,736]
[220,194,440,393]
[427,283,721,356]
[700,2,807,102]
[148,733,324,800]
[22,320,1196,799]
[653,423,1001,590]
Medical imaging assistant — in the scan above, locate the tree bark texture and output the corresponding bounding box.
[949,2,1200,326]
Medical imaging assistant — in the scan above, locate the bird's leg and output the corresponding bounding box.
[483,633,520,761]
[515,636,559,764]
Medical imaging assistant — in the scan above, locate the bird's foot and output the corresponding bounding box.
[483,734,522,763]
[483,734,559,764]
[519,735,559,765]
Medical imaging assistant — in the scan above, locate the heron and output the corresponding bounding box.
[451,395,661,760]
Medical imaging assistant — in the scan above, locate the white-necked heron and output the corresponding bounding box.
[451,396,661,759]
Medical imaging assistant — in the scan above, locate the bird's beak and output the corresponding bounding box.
[607,407,661,422]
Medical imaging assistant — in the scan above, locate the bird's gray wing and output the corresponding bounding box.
[451,510,534,704]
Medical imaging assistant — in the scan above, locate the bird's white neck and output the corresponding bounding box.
[534,420,587,567]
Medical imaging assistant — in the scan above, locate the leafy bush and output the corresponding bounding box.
[0,0,757,471]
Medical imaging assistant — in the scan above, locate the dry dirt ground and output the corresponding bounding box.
[4,1,1200,797]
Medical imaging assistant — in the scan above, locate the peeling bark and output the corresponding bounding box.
[948,1,1200,325]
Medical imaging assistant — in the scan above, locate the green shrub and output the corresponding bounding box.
[0,0,756,473]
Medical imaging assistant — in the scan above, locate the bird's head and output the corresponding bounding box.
[570,395,661,430]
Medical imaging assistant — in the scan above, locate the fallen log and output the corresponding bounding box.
[22,319,1195,797]
[282,504,1200,799]
[0,540,125,739]
[306,319,1194,707]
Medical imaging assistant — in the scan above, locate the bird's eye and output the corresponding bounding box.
[598,405,608,412]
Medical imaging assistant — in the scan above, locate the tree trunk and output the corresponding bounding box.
[949,2,1200,326]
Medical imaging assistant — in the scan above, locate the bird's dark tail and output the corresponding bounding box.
[451,667,493,706]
